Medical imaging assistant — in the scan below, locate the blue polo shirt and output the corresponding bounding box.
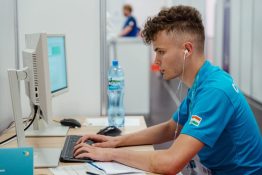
[122,16,139,37]
[173,60,262,175]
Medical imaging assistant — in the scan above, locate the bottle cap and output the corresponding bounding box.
[112,60,118,67]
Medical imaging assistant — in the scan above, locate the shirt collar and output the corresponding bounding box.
[188,60,212,100]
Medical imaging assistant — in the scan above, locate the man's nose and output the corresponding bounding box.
[154,56,161,65]
[152,58,160,72]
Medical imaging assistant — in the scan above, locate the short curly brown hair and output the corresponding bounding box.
[142,5,205,52]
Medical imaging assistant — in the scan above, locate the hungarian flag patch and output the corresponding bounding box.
[190,115,202,127]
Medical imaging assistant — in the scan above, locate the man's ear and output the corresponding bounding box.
[184,42,193,56]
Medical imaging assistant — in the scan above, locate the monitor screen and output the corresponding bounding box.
[47,36,68,94]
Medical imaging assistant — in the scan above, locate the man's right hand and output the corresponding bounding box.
[76,134,121,148]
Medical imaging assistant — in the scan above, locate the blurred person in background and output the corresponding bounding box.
[119,4,140,37]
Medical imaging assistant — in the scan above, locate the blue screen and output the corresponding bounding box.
[47,36,68,93]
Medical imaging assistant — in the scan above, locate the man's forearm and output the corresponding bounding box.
[109,134,203,175]
[120,26,133,36]
[109,148,181,174]
[75,134,202,174]
[116,120,177,147]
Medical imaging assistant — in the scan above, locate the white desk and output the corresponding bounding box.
[0,116,157,175]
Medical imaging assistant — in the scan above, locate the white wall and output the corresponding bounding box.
[0,0,17,132]
[230,0,241,85]
[213,0,224,67]
[17,0,101,117]
[107,0,206,38]
[239,0,253,95]
[108,38,150,115]
[252,0,262,102]
[172,0,206,23]
[216,0,262,103]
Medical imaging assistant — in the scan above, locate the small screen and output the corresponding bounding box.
[47,36,68,93]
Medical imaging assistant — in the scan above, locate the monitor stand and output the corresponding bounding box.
[8,69,64,168]
[25,118,69,137]
[26,119,66,167]
[34,148,61,168]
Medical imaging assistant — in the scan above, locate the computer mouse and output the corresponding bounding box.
[97,126,121,136]
[60,118,81,128]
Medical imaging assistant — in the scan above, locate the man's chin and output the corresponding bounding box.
[162,75,172,80]
[162,74,177,81]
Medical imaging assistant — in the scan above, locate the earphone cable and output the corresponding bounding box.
[174,51,187,139]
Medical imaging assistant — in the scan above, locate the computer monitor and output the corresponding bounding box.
[7,33,69,167]
[23,33,69,136]
[23,33,52,124]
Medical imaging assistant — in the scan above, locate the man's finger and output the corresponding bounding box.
[88,135,108,142]
[93,142,111,148]
[73,142,87,153]
[76,134,107,145]
[75,152,93,159]
[74,144,93,157]
[76,135,88,144]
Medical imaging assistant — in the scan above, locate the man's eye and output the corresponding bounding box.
[158,51,164,55]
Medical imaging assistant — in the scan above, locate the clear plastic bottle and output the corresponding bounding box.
[107,59,125,127]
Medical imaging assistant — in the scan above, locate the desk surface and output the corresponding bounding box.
[0,116,156,175]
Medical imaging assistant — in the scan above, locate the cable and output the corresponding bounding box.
[0,105,38,145]
[0,116,34,136]
[174,51,187,139]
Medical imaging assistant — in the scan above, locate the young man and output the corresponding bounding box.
[74,6,262,174]
[119,4,140,37]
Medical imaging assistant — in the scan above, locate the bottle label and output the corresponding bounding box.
[108,77,124,90]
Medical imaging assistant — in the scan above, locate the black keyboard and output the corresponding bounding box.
[60,135,94,162]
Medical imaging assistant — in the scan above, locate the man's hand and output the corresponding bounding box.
[76,134,121,148]
[73,134,204,174]
[73,143,113,161]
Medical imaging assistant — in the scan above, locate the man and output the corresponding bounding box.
[74,6,262,174]
[119,4,140,37]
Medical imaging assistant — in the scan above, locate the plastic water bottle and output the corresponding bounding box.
[107,60,125,127]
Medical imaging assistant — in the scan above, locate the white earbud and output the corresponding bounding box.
[183,49,188,61]
[184,49,189,56]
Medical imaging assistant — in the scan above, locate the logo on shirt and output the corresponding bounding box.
[190,115,202,127]
[232,81,239,93]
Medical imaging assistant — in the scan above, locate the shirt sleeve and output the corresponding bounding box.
[172,97,190,126]
[128,20,134,26]
[181,88,234,148]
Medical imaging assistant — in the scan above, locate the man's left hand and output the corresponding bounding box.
[73,143,113,161]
